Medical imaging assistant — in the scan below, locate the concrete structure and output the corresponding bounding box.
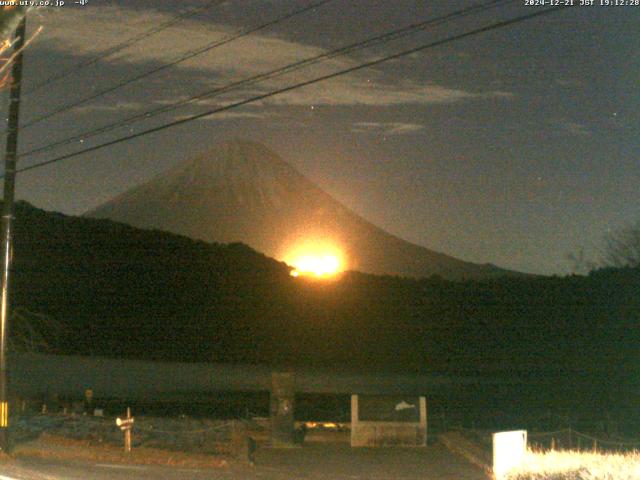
[270,371,296,447]
[351,395,427,447]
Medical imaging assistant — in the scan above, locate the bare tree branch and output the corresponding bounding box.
[601,221,640,269]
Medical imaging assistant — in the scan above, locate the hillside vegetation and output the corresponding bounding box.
[9,201,640,429]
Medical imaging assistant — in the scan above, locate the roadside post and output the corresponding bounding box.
[84,388,93,414]
[116,407,134,452]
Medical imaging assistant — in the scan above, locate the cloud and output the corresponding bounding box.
[32,5,513,110]
[559,121,591,137]
[269,78,512,107]
[351,121,425,136]
[175,110,270,122]
[72,102,144,114]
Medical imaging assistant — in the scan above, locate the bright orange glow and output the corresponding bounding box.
[284,240,345,279]
[290,254,341,277]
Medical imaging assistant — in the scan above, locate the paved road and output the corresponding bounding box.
[0,443,487,480]
[0,458,218,480]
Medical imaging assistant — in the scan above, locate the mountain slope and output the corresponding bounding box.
[86,140,517,279]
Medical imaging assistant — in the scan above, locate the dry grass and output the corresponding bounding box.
[11,433,228,469]
[505,449,640,480]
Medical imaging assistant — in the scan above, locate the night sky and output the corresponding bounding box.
[3,0,638,275]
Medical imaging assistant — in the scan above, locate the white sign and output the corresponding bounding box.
[493,430,527,479]
[395,401,416,411]
[116,417,135,430]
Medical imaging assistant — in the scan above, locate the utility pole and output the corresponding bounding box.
[0,14,27,452]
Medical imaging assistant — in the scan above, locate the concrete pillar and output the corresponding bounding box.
[419,396,427,446]
[270,371,296,447]
[350,394,359,447]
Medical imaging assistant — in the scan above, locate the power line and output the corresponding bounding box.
[20,0,513,159]
[18,0,335,130]
[13,5,570,176]
[24,0,227,95]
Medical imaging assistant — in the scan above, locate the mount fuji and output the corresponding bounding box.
[86,140,517,279]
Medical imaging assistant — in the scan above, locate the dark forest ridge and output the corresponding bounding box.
[86,140,521,280]
[10,200,637,370]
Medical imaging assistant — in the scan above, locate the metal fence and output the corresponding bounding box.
[13,412,255,454]
[529,428,640,453]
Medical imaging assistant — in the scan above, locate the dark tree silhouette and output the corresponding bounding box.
[603,222,640,269]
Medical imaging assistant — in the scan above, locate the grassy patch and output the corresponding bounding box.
[505,449,640,480]
[12,433,228,469]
